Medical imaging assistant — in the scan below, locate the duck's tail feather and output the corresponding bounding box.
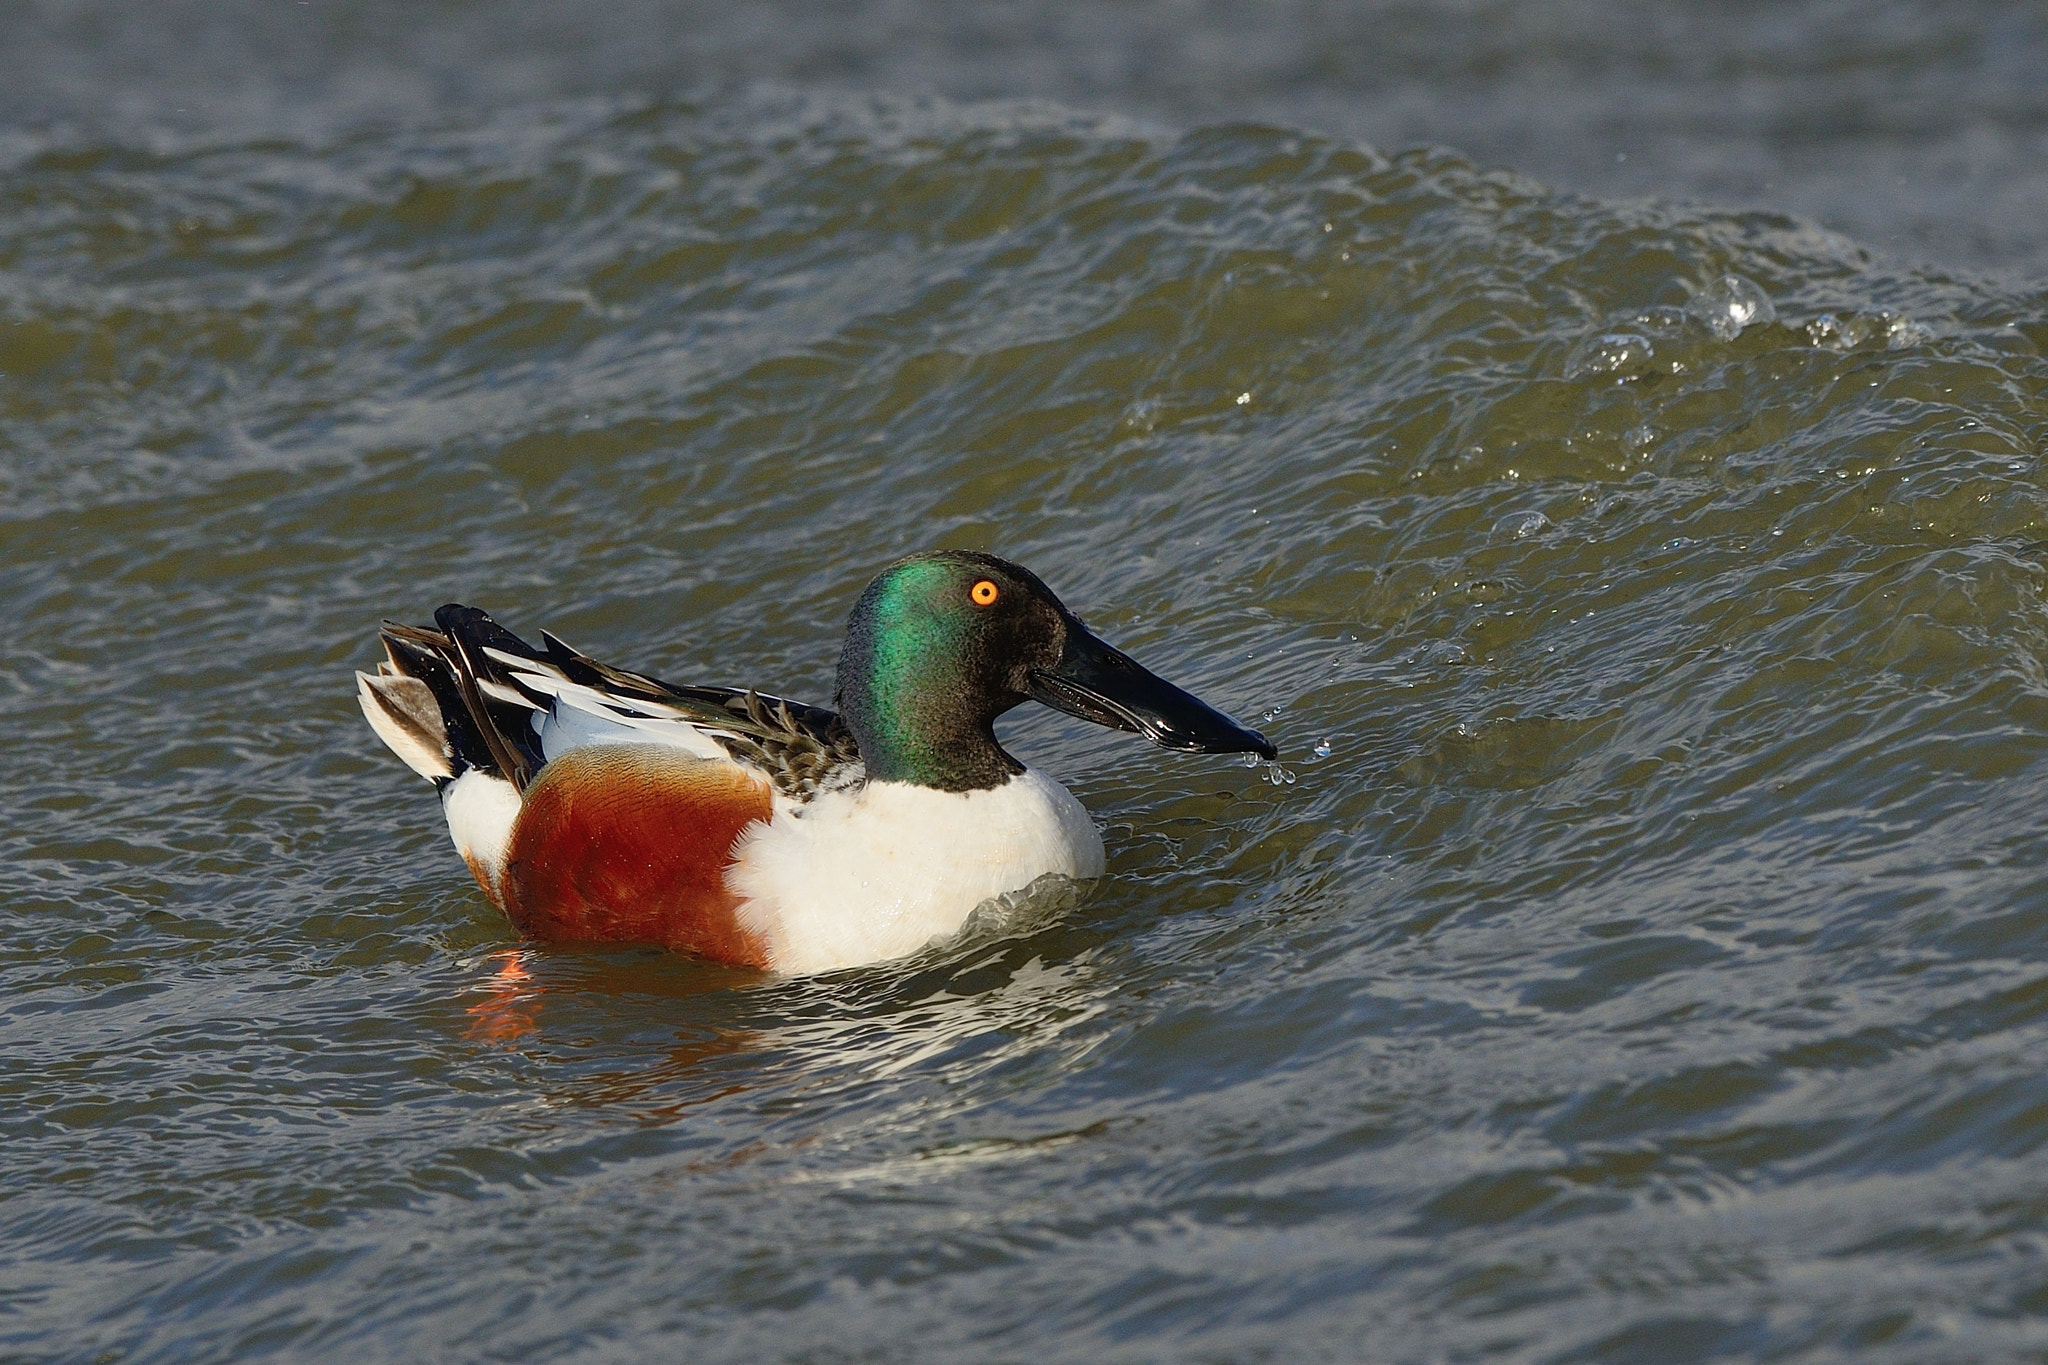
[356,607,548,792]
[356,664,453,784]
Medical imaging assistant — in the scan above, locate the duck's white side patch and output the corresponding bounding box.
[440,768,522,893]
[729,768,1105,975]
[530,692,730,762]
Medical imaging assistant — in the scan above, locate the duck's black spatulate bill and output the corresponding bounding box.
[1026,623,1276,760]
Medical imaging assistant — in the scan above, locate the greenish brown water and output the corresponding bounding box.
[7,58,2048,1365]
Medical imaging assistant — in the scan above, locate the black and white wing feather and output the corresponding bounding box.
[488,625,865,801]
[358,606,865,801]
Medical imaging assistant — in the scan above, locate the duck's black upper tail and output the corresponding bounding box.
[355,606,548,792]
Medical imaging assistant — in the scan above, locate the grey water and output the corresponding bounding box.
[6,4,2048,1361]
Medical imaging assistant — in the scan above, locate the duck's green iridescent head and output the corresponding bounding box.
[834,550,1274,791]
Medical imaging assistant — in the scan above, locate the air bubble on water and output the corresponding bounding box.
[1884,314,1933,349]
[1122,399,1160,432]
[1688,274,1776,341]
[1312,738,1333,759]
[1623,305,1689,339]
[1567,332,1655,381]
[1809,312,1922,351]
[1495,511,1550,540]
[1805,314,1850,349]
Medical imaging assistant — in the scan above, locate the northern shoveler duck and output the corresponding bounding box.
[355,550,1274,974]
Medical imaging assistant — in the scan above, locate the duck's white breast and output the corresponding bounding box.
[729,768,1105,975]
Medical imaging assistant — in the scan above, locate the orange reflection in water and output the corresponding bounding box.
[465,949,541,1043]
[460,947,766,1117]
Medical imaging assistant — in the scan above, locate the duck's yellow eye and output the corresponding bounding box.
[971,580,999,606]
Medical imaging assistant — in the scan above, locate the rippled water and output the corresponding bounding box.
[8,83,2048,1362]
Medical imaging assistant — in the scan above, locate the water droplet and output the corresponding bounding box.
[1235,391,1252,406]
[1688,274,1776,341]
[1312,738,1333,759]
[1258,759,1297,786]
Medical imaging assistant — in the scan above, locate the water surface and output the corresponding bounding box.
[6,81,2048,1363]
